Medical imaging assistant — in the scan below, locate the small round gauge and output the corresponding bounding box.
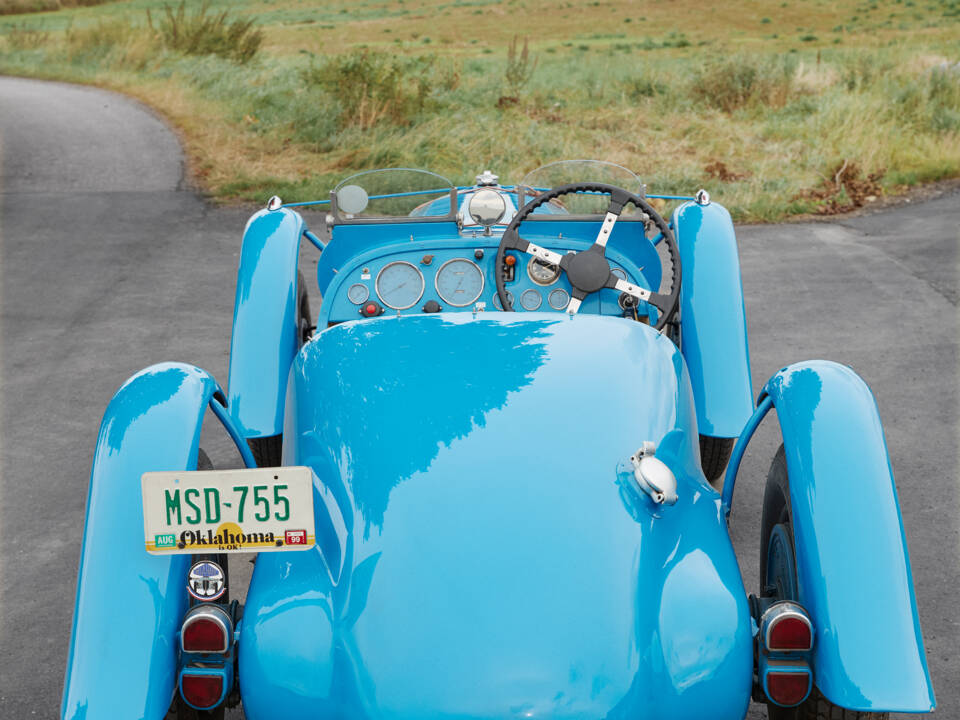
[611,267,627,281]
[347,283,369,305]
[548,288,570,310]
[435,258,484,307]
[520,288,542,311]
[376,261,424,310]
[492,291,514,310]
[527,257,561,286]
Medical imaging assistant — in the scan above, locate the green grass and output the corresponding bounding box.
[0,0,958,221]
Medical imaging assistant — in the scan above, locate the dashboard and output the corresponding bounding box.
[317,233,658,326]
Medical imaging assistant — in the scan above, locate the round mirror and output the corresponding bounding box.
[468,189,507,226]
[337,184,369,214]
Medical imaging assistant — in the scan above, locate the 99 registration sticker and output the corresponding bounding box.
[141,466,315,555]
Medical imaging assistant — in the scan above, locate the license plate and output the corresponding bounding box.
[141,466,315,555]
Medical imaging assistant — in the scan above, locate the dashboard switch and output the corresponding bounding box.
[423,300,442,313]
[502,253,517,283]
[361,302,384,317]
[474,249,484,260]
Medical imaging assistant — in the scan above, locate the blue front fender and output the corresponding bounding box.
[61,363,252,720]
[227,207,304,438]
[673,201,753,437]
[726,361,934,712]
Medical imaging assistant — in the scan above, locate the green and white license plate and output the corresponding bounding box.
[141,466,315,555]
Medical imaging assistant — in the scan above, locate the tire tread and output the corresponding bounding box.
[248,434,282,467]
[699,434,735,483]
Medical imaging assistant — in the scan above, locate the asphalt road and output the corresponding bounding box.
[1,76,956,719]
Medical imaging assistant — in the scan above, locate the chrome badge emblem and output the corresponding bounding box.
[187,560,226,602]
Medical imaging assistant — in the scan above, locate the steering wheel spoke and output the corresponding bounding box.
[524,241,565,266]
[594,210,620,248]
[608,276,651,301]
[566,288,587,315]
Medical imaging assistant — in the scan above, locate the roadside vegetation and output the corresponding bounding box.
[0,0,958,220]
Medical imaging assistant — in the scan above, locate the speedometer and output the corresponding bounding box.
[376,261,424,310]
[435,258,484,307]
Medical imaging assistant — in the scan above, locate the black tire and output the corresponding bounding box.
[248,434,282,468]
[298,270,313,344]
[760,446,888,720]
[699,435,735,485]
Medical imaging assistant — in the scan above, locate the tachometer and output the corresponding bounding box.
[435,258,484,307]
[376,261,424,310]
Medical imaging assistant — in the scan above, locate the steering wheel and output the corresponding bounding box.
[495,182,681,331]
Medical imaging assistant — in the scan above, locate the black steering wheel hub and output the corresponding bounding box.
[562,247,610,294]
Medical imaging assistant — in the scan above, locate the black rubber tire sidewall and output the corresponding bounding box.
[297,270,312,344]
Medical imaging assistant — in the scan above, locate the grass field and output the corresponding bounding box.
[1,0,958,220]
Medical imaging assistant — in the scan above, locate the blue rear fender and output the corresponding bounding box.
[672,201,753,438]
[725,361,934,712]
[61,363,253,720]
[227,207,305,439]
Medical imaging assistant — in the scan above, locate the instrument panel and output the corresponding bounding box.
[319,240,654,325]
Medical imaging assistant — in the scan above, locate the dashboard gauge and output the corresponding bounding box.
[376,261,424,310]
[435,258,484,307]
[611,267,627,281]
[527,257,561,286]
[548,288,570,310]
[492,291,514,310]
[347,283,369,305]
[520,288,542,311]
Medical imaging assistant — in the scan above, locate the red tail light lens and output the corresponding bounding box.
[181,605,232,653]
[768,614,813,651]
[183,617,226,652]
[766,671,811,706]
[761,602,813,653]
[181,673,224,709]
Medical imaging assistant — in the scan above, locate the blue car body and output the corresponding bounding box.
[61,166,934,719]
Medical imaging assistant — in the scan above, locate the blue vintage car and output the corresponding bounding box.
[61,161,934,720]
